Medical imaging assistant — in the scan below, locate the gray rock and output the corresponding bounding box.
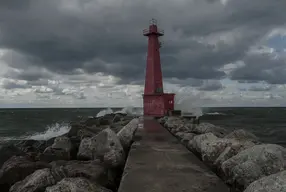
[0,156,50,190]
[94,128,125,168]
[214,141,255,169]
[77,137,97,160]
[52,137,72,152]
[117,118,139,151]
[224,129,259,143]
[164,117,184,130]
[9,168,57,192]
[175,132,185,138]
[180,133,196,145]
[112,114,122,123]
[50,160,111,187]
[188,133,218,154]
[201,138,235,166]
[221,144,286,191]
[244,170,286,192]
[40,136,72,162]
[45,177,112,192]
[15,139,55,154]
[68,123,102,139]
[0,144,26,168]
[158,116,168,125]
[10,160,112,192]
[172,125,192,134]
[192,123,228,138]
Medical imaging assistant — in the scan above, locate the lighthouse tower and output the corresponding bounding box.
[143,19,175,117]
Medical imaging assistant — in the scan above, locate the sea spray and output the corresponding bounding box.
[28,122,70,140]
[96,108,113,117]
[116,106,143,116]
[175,91,204,117]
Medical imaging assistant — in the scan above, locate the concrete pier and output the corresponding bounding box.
[118,118,229,192]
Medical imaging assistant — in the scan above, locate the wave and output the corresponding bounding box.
[0,122,70,142]
[27,122,70,140]
[96,107,143,118]
[204,112,226,116]
[115,106,143,116]
[96,108,113,117]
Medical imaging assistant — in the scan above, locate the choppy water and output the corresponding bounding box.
[0,107,285,146]
[0,107,141,141]
[202,107,286,146]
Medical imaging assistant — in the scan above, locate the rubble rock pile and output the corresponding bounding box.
[159,116,286,192]
[0,113,139,192]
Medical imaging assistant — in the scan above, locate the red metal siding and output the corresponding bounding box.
[143,95,165,117]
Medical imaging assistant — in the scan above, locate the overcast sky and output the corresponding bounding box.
[0,0,286,108]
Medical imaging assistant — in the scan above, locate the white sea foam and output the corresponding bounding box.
[116,106,143,116]
[27,122,70,140]
[96,108,113,117]
[0,122,70,142]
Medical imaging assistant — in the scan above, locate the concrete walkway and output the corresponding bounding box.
[118,118,229,192]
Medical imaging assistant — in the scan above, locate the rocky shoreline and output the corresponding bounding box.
[159,116,286,192]
[0,113,139,192]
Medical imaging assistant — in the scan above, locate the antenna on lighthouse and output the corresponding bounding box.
[150,18,157,25]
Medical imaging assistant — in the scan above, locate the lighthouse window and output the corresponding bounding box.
[155,87,163,93]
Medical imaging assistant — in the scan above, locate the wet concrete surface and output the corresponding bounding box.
[118,118,229,192]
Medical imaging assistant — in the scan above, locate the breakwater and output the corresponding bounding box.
[159,116,286,192]
[0,113,139,192]
[1,113,285,192]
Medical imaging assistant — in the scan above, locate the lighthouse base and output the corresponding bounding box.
[143,93,175,117]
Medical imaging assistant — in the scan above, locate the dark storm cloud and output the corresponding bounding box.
[230,52,286,84]
[0,0,286,84]
[4,68,53,81]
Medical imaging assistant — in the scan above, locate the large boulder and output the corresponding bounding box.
[0,156,50,191]
[164,117,184,130]
[10,160,112,192]
[40,136,72,162]
[221,144,286,191]
[45,177,112,192]
[171,124,193,134]
[244,170,286,192]
[201,138,236,166]
[158,116,168,125]
[214,140,255,169]
[15,138,55,154]
[77,137,97,160]
[50,160,113,188]
[116,118,139,151]
[94,128,125,168]
[192,123,228,138]
[0,144,25,168]
[68,123,102,139]
[187,133,218,155]
[180,133,196,145]
[10,168,57,192]
[224,129,259,143]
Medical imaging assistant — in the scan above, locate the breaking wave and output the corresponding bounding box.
[204,112,226,116]
[0,122,71,142]
[96,108,113,117]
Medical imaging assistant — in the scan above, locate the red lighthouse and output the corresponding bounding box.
[143,19,175,117]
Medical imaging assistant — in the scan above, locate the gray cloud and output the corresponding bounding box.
[0,0,286,86]
[249,85,273,91]
[198,80,224,91]
[2,80,31,89]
